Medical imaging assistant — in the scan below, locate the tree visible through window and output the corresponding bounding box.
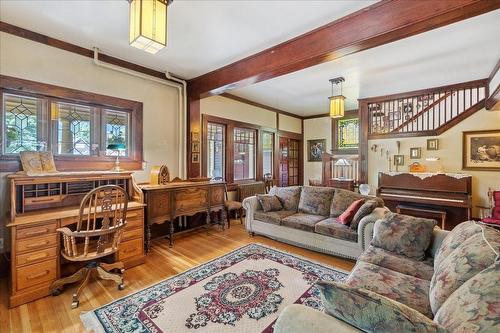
[105,110,129,156]
[207,122,224,180]
[233,127,256,181]
[262,131,273,177]
[4,94,42,153]
[54,102,92,155]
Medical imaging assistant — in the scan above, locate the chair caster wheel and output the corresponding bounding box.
[118,283,125,290]
[51,288,62,296]
[71,300,79,309]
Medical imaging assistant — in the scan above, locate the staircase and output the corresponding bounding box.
[366,79,487,139]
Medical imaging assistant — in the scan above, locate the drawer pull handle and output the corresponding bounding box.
[26,240,50,248]
[24,229,49,237]
[27,270,49,280]
[26,253,49,262]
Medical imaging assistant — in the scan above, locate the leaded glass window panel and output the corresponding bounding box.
[207,122,225,180]
[262,131,273,177]
[105,110,130,156]
[53,102,92,155]
[3,94,43,154]
[337,118,359,150]
[233,127,256,181]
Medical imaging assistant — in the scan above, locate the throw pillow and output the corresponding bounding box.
[268,186,302,211]
[350,199,379,230]
[371,213,436,260]
[256,194,283,212]
[316,280,446,333]
[330,188,384,217]
[434,261,500,333]
[338,198,365,225]
[298,186,335,216]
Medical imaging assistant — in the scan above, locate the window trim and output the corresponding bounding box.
[0,75,143,172]
[202,114,302,189]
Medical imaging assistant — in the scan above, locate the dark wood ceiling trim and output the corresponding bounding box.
[485,84,500,110]
[220,93,302,119]
[0,21,180,83]
[302,110,358,120]
[188,0,499,98]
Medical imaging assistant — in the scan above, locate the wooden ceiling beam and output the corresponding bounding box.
[188,0,500,98]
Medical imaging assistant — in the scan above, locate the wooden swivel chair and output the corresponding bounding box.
[50,185,128,308]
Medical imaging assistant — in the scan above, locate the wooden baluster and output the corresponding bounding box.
[84,236,89,256]
[92,193,97,231]
[71,236,77,257]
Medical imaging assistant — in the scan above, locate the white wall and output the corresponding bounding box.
[368,108,500,217]
[279,114,302,134]
[201,95,277,128]
[0,32,181,251]
[303,116,332,183]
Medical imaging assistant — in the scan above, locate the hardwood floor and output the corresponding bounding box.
[0,222,355,332]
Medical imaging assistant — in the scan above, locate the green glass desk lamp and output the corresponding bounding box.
[107,143,126,172]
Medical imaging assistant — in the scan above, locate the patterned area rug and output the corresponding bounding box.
[81,243,347,333]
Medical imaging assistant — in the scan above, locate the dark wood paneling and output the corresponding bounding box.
[188,0,499,98]
[0,75,143,172]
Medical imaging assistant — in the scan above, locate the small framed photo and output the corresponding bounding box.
[191,153,200,163]
[394,155,405,166]
[191,132,200,142]
[192,141,200,153]
[427,138,439,150]
[410,147,421,159]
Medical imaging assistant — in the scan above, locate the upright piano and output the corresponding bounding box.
[377,172,472,230]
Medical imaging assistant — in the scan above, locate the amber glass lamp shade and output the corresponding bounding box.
[129,0,168,54]
[329,95,345,119]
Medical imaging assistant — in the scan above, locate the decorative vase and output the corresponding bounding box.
[359,184,371,195]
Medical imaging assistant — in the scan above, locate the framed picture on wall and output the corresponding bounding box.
[191,153,200,164]
[462,130,500,171]
[410,147,421,159]
[427,138,439,150]
[394,155,405,166]
[192,141,200,153]
[307,139,326,162]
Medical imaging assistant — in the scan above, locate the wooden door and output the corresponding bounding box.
[279,137,300,187]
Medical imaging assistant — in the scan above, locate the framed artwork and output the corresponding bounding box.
[427,138,439,150]
[191,132,200,142]
[462,130,500,171]
[307,139,326,162]
[394,154,405,166]
[192,141,200,153]
[191,153,200,164]
[410,147,421,159]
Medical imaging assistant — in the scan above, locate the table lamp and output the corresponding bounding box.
[334,158,351,179]
[107,143,126,172]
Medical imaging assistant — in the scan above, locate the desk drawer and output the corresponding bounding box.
[16,234,57,253]
[16,259,57,291]
[119,238,143,261]
[17,221,57,239]
[127,211,144,229]
[17,247,58,266]
[122,228,143,241]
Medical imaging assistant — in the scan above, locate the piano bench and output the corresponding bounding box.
[396,205,447,229]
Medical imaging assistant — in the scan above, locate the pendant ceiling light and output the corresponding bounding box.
[129,0,173,54]
[329,77,346,119]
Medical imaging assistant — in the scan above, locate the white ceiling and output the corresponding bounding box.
[232,10,500,116]
[0,0,376,79]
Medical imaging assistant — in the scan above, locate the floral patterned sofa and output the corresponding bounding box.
[242,186,389,260]
[275,219,500,333]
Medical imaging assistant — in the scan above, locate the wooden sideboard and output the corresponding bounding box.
[140,180,226,251]
[6,171,145,307]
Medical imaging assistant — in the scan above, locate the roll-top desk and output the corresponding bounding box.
[140,180,226,251]
[7,171,145,307]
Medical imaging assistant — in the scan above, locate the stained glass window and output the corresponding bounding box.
[3,94,42,154]
[337,117,359,150]
[53,102,92,155]
[105,110,130,156]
